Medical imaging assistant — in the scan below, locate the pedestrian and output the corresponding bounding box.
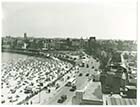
[26,102,29,105]
[48,89,51,93]
[30,101,32,105]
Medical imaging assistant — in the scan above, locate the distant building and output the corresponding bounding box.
[24,33,27,39]
[106,97,136,105]
[71,39,81,49]
[89,36,96,41]
[100,51,128,94]
[66,38,72,47]
[15,38,24,49]
[80,37,85,49]
[23,33,29,49]
[22,43,28,49]
[87,36,97,54]
[2,36,18,49]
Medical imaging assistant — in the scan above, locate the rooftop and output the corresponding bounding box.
[83,82,102,102]
[106,97,137,105]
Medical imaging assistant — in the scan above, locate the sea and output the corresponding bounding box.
[2,52,29,64]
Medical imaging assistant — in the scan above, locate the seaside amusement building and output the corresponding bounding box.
[72,51,136,105]
[100,51,137,104]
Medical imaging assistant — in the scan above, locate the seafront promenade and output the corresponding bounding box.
[1,52,75,105]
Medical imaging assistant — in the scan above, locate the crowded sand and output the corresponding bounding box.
[1,53,73,104]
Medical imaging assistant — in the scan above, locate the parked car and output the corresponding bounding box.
[65,78,76,87]
[95,69,98,71]
[55,84,60,89]
[57,95,67,103]
[10,89,16,94]
[85,73,89,76]
[79,73,83,77]
[92,66,94,69]
[80,63,84,67]
[1,100,5,104]
[65,82,71,87]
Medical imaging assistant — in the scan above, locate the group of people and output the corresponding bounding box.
[1,55,72,104]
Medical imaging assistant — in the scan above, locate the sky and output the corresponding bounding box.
[2,0,137,40]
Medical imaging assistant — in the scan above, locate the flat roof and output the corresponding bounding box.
[83,82,103,101]
[106,97,137,105]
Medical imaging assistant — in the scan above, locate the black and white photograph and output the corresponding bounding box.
[1,0,138,105]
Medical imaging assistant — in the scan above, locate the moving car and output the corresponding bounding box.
[65,78,76,87]
[70,85,77,92]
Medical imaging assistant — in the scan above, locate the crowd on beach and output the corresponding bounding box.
[1,56,73,104]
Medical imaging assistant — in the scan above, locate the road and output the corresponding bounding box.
[47,86,74,104]
[24,54,100,105]
[47,55,100,105]
[25,66,76,105]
